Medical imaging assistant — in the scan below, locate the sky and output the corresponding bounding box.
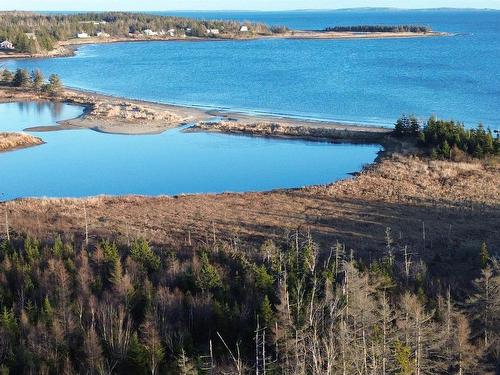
[0,0,499,11]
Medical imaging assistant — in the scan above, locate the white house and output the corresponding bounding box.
[240,25,249,32]
[167,28,176,37]
[0,40,14,50]
[97,31,110,38]
[143,29,158,36]
[206,28,220,35]
[77,32,90,39]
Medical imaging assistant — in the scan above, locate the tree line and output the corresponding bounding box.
[0,226,498,374]
[0,12,276,53]
[393,115,499,159]
[0,68,62,95]
[324,25,432,33]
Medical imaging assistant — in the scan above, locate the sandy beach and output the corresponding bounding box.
[0,86,393,143]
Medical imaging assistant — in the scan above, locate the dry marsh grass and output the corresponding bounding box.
[0,132,44,151]
[3,156,498,263]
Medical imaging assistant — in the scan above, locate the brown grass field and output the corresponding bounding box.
[3,155,499,268]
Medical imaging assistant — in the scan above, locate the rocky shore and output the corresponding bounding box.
[190,119,391,143]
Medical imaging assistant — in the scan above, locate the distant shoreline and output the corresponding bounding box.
[0,30,449,60]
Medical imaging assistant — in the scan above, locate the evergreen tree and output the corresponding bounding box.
[479,242,490,269]
[31,69,44,90]
[196,252,221,293]
[1,69,13,84]
[12,69,31,87]
[46,74,62,95]
[130,238,160,272]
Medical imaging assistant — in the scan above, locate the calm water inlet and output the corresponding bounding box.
[0,102,380,199]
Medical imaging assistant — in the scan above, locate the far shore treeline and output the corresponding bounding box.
[0,11,283,53]
[325,25,432,33]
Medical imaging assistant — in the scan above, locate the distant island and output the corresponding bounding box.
[325,24,432,33]
[0,12,446,59]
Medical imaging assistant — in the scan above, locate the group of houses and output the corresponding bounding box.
[74,23,250,40]
[76,31,110,39]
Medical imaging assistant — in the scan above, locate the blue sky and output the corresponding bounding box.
[0,0,499,10]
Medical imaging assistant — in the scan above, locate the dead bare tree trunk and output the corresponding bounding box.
[4,208,10,242]
[83,205,89,247]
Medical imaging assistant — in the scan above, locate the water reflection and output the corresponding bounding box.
[0,101,82,132]
[15,101,64,121]
[0,101,381,199]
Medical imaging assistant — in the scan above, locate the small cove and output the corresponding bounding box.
[0,101,380,200]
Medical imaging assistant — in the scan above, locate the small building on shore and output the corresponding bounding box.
[206,28,220,35]
[143,29,158,36]
[240,25,249,32]
[0,40,14,50]
[77,32,90,39]
[97,31,110,38]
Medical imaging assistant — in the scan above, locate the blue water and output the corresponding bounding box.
[0,102,380,199]
[4,9,500,127]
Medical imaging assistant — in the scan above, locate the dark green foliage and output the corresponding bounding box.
[325,25,432,33]
[196,252,221,292]
[12,69,31,87]
[101,240,122,286]
[130,238,160,272]
[46,73,62,95]
[394,114,421,137]
[394,115,500,159]
[31,69,44,90]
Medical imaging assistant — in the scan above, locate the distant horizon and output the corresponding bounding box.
[2,6,500,12]
[1,0,500,11]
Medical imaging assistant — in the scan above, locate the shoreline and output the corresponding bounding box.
[0,30,448,61]
[0,86,394,145]
[2,155,498,253]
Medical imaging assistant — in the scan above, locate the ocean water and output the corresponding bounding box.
[0,102,379,199]
[5,9,500,128]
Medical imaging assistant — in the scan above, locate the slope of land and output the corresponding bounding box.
[4,155,499,262]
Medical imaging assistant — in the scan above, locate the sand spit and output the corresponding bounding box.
[0,30,448,60]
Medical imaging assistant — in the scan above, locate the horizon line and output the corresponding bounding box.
[2,7,500,12]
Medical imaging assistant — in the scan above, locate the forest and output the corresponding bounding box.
[324,25,432,33]
[0,12,274,53]
[393,115,500,159]
[0,226,498,374]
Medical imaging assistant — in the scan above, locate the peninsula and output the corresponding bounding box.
[0,11,447,59]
